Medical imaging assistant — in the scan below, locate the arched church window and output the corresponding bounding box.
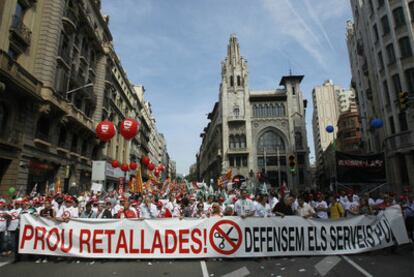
[230,76,234,87]
[237,75,241,86]
[257,130,285,154]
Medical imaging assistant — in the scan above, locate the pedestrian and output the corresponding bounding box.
[0,200,8,256]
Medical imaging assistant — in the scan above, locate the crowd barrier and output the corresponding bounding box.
[18,206,409,259]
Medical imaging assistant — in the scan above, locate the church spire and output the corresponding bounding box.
[227,33,241,65]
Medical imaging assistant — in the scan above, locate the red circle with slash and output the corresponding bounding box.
[209,219,242,255]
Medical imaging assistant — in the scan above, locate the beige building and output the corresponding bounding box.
[197,35,310,190]
[0,0,169,193]
[0,0,114,194]
[312,80,342,169]
[347,0,414,191]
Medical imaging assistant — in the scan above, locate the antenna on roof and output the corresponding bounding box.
[288,59,292,76]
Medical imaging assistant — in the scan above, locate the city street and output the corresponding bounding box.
[1,246,413,277]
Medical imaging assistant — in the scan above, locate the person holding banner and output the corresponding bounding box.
[95,201,112,219]
[296,195,315,219]
[140,197,158,219]
[234,188,255,218]
[328,195,345,219]
[80,202,97,218]
[39,198,55,219]
[272,195,295,217]
[314,193,329,219]
[254,192,271,217]
[56,195,79,222]
[117,199,137,219]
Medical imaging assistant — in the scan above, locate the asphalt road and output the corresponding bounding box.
[0,246,413,277]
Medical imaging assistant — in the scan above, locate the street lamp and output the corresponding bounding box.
[65,83,93,100]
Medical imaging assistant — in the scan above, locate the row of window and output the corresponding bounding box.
[252,103,286,118]
[229,155,248,167]
[229,135,246,149]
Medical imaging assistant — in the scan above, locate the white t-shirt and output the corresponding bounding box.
[0,210,8,232]
[254,202,271,217]
[296,203,315,217]
[315,200,328,219]
[7,208,21,231]
[234,198,255,216]
[56,205,79,218]
[139,203,158,219]
[269,197,279,209]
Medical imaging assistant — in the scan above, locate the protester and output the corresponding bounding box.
[117,199,137,218]
[296,195,315,218]
[314,193,328,219]
[254,192,271,217]
[234,188,255,218]
[272,195,295,217]
[328,195,344,219]
[80,202,97,218]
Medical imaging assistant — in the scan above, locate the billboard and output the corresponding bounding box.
[335,152,386,183]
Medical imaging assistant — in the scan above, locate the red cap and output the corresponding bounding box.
[64,195,73,202]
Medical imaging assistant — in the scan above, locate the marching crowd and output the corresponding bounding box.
[1,182,414,262]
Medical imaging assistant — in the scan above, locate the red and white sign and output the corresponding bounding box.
[19,207,408,259]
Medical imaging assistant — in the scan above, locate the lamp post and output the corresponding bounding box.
[65,83,93,100]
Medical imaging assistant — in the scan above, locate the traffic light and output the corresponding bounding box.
[399,91,409,110]
[288,154,296,174]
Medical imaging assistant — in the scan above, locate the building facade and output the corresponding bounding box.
[347,0,414,191]
[312,80,342,172]
[197,35,310,190]
[0,0,171,193]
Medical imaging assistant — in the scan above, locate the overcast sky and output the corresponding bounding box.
[102,0,353,175]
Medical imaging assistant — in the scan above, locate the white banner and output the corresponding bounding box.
[19,206,409,259]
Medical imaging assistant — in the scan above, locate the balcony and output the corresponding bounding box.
[57,48,71,68]
[9,15,31,51]
[385,130,414,154]
[228,147,248,154]
[62,7,78,32]
[227,115,245,122]
[0,129,23,149]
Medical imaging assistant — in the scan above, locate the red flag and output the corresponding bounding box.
[164,208,172,218]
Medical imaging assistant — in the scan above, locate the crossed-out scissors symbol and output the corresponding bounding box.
[214,226,238,249]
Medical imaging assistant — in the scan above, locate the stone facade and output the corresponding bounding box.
[347,0,414,191]
[197,35,310,191]
[0,0,171,193]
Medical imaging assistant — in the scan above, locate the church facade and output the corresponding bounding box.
[197,35,310,191]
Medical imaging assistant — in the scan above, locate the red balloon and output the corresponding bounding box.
[141,156,150,166]
[96,120,116,141]
[154,170,160,177]
[147,163,155,171]
[121,163,129,172]
[158,164,165,172]
[129,162,137,170]
[111,160,119,168]
[120,118,139,140]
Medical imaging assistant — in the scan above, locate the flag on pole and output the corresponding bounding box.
[30,183,38,197]
[136,166,144,193]
[118,177,124,195]
[218,168,232,188]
